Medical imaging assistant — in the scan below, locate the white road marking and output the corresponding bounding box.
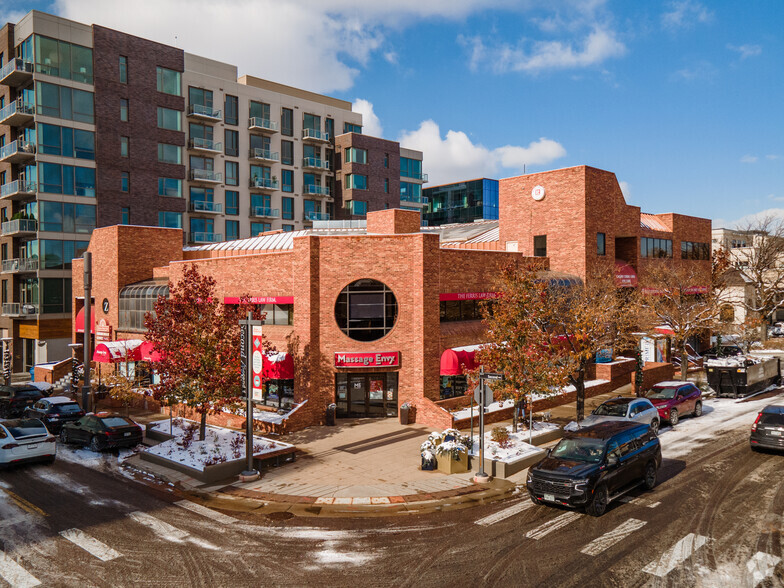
[0,552,41,588]
[475,501,533,526]
[174,500,237,525]
[618,496,661,508]
[59,528,122,562]
[746,551,781,587]
[580,518,647,556]
[642,533,709,577]
[128,511,189,543]
[525,511,582,540]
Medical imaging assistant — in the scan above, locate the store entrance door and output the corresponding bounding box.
[336,372,398,418]
[348,375,367,417]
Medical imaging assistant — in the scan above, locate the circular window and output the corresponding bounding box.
[335,279,398,341]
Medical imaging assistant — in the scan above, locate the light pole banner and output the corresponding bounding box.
[251,325,264,401]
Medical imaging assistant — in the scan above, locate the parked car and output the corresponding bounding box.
[642,381,703,426]
[23,396,85,434]
[768,326,784,338]
[59,413,143,452]
[527,421,661,516]
[578,397,661,435]
[0,418,57,467]
[750,404,784,452]
[0,385,44,419]
[701,345,743,360]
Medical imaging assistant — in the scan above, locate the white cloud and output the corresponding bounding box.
[398,120,566,184]
[727,208,784,229]
[740,155,758,164]
[766,154,782,161]
[727,43,762,60]
[619,181,631,199]
[352,99,383,138]
[383,51,399,65]
[661,0,713,30]
[671,60,717,82]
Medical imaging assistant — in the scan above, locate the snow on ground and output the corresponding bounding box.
[145,418,293,471]
[468,423,555,463]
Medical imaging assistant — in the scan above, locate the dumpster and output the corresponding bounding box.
[706,355,781,398]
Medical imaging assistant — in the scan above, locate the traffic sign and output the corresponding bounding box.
[473,383,494,406]
[483,372,504,381]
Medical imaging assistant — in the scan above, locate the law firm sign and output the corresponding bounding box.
[335,352,400,368]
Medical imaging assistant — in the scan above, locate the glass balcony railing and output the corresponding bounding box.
[400,193,425,204]
[2,258,39,273]
[0,59,33,86]
[0,98,35,125]
[0,180,37,200]
[303,157,330,170]
[189,137,222,152]
[305,211,330,221]
[302,128,330,142]
[2,302,38,316]
[190,200,223,213]
[248,117,278,132]
[250,177,279,190]
[304,184,330,197]
[189,169,223,183]
[402,172,429,182]
[1,219,38,235]
[251,207,280,218]
[0,139,36,162]
[189,232,222,244]
[249,148,279,162]
[187,104,222,120]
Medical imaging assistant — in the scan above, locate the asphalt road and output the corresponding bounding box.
[1,393,782,588]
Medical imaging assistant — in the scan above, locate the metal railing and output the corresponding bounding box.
[250,177,279,190]
[305,211,330,221]
[304,184,330,196]
[2,258,39,273]
[189,137,222,151]
[251,206,280,218]
[190,200,223,213]
[248,117,278,132]
[189,169,223,182]
[0,59,33,82]
[0,180,37,199]
[0,98,35,123]
[188,104,222,119]
[189,232,222,244]
[303,157,330,170]
[2,302,38,316]
[0,138,36,160]
[1,219,38,234]
[249,148,279,161]
[402,172,429,182]
[302,128,329,141]
[400,193,425,204]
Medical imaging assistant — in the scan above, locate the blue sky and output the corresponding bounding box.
[3,0,782,227]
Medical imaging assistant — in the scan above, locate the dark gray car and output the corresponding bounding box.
[750,404,784,451]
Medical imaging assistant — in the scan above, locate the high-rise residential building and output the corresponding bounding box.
[0,10,423,372]
[423,178,498,226]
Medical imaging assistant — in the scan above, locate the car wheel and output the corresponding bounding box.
[650,419,660,436]
[694,401,703,417]
[89,435,104,453]
[59,430,68,444]
[643,461,657,490]
[669,409,679,426]
[586,484,608,517]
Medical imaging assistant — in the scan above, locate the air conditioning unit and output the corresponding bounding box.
[22,304,36,314]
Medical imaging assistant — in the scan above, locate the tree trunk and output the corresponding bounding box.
[574,369,586,421]
[680,342,688,381]
[199,412,207,441]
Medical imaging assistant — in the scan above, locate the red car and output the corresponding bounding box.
[642,381,703,426]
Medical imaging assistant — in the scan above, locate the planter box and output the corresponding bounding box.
[145,422,176,443]
[436,450,469,474]
[488,449,546,478]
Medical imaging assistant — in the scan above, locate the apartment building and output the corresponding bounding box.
[423,178,498,227]
[0,10,424,372]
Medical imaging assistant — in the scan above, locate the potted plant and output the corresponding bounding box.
[435,440,469,474]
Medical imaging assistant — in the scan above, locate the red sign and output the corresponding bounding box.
[224,296,294,305]
[614,261,638,288]
[335,352,399,368]
[251,325,264,400]
[96,319,112,343]
[439,292,500,302]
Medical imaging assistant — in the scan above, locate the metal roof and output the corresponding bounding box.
[640,214,671,232]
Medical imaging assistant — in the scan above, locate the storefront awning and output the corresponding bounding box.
[139,340,165,362]
[93,339,144,363]
[263,352,294,379]
[440,344,483,376]
[614,260,638,288]
[74,307,96,334]
[654,325,675,335]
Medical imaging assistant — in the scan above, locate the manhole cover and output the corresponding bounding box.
[266,511,295,521]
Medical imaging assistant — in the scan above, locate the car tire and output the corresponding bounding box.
[650,419,660,436]
[669,409,679,426]
[89,435,103,453]
[59,429,69,444]
[694,401,703,417]
[586,484,608,517]
[643,461,657,490]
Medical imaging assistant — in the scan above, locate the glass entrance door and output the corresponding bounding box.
[348,375,367,417]
[336,373,399,418]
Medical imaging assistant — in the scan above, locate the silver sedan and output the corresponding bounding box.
[579,397,661,435]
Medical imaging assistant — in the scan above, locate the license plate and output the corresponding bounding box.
[771,431,782,436]
[124,432,131,437]
[543,493,555,502]
[26,444,38,450]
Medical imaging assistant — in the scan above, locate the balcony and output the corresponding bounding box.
[400,194,427,208]
[187,104,222,121]
[189,232,222,244]
[248,118,278,134]
[0,180,37,201]
[1,219,38,236]
[1,303,38,317]
[250,206,280,219]
[402,172,429,183]
[0,98,35,127]
[302,157,330,171]
[0,139,36,164]
[189,169,223,183]
[249,148,279,163]
[2,258,39,274]
[302,129,330,143]
[304,211,330,222]
[188,137,222,153]
[189,200,223,214]
[0,59,33,87]
[304,184,331,197]
[249,177,279,192]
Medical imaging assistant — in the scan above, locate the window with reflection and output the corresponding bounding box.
[335,279,397,341]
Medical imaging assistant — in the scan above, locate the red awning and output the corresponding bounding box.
[440,347,479,376]
[654,325,675,335]
[614,260,638,288]
[139,340,165,362]
[93,340,143,363]
[263,352,294,379]
[74,307,96,334]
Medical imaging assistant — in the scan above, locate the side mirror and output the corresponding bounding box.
[606,454,619,467]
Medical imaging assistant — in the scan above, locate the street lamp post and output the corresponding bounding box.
[82,252,92,412]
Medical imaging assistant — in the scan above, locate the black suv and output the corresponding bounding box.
[527,421,662,516]
[23,397,85,434]
[0,385,44,419]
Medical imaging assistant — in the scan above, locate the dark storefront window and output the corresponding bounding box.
[439,300,489,322]
[534,235,547,257]
[335,279,398,341]
[262,380,295,410]
[335,372,398,418]
[441,375,467,400]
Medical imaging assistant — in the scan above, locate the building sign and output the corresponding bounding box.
[439,292,501,302]
[532,185,546,201]
[102,298,110,314]
[251,325,264,401]
[224,296,294,305]
[335,352,400,368]
[96,319,112,343]
[614,261,638,288]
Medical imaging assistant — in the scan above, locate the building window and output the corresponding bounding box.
[345,147,368,164]
[225,220,239,241]
[681,241,710,260]
[36,82,94,124]
[641,237,673,258]
[281,108,293,136]
[158,143,182,164]
[346,174,368,190]
[400,182,421,202]
[119,98,129,122]
[384,178,389,193]
[38,123,95,159]
[335,279,398,342]
[282,197,294,220]
[225,190,239,215]
[343,122,362,134]
[158,178,182,197]
[224,129,238,157]
[120,172,129,193]
[384,153,389,168]
[38,163,96,196]
[225,161,238,186]
[33,35,93,84]
[597,232,606,256]
[121,207,130,224]
[119,284,169,332]
[157,107,181,131]
[282,224,294,232]
[281,140,293,165]
[189,87,213,111]
[158,211,182,228]
[534,235,547,257]
[400,157,422,179]
[282,169,294,193]
[39,201,96,233]
[439,300,486,322]
[119,55,127,83]
[224,94,238,125]
[120,136,129,158]
[156,67,182,96]
[251,222,271,236]
[347,200,367,216]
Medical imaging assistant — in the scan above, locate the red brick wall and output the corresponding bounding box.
[366,209,421,234]
[631,362,675,395]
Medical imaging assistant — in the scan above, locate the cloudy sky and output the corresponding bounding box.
[3,0,782,227]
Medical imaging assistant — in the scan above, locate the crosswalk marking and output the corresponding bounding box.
[643,533,709,577]
[525,511,582,540]
[0,552,41,588]
[174,500,237,525]
[580,518,647,556]
[618,496,661,509]
[475,501,533,526]
[59,528,122,562]
[746,551,781,586]
[129,511,189,543]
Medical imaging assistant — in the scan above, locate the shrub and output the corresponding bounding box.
[491,426,512,449]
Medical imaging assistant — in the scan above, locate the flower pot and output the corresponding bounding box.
[437,450,468,475]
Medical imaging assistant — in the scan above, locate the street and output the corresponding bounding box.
[0,393,782,587]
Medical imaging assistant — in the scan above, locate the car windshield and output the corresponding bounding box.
[551,438,606,463]
[51,403,82,414]
[3,419,48,439]
[100,417,135,428]
[593,401,629,417]
[759,413,784,426]
[645,387,677,400]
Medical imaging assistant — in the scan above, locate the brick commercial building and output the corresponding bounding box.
[0,10,423,371]
[72,165,711,430]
